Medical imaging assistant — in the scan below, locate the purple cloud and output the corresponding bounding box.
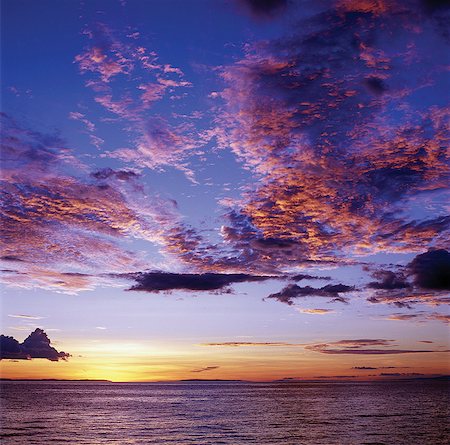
[267,283,354,305]
[209,0,449,272]
[366,249,450,308]
[0,329,69,361]
[305,338,436,355]
[126,272,274,293]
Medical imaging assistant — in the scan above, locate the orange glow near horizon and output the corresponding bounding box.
[1,342,448,382]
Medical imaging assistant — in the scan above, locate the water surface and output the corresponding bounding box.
[1,380,448,444]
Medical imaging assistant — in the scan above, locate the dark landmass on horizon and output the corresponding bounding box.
[1,376,448,383]
[179,379,247,382]
[0,378,112,382]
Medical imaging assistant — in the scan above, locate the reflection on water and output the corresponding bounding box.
[1,381,448,444]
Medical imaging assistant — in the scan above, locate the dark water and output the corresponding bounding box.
[1,381,448,444]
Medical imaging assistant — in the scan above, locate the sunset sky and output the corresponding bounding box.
[1,0,449,382]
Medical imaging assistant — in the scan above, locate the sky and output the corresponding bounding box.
[0,0,449,382]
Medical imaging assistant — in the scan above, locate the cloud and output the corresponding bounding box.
[75,46,132,83]
[69,111,103,148]
[72,6,450,293]
[386,312,450,323]
[211,0,450,272]
[352,366,401,370]
[305,338,436,355]
[267,283,354,305]
[292,274,331,281]
[0,113,198,291]
[299,308,335,315]
[113,116,201,176]
[2,1,449,314]
[201,341,301,347]
[75,23,199,177]
[367,292,449,309]
[428,313,450,323]
[366,249,450,308]
[314,375,357,379]
[379,372,425,377]
[0,329,69,361]
[90,168,140,182]
[386,313,423,321]
[367,270,410,290]
[191,366,219,373]
[407,249,450,290]
[126,272,273,293]
[8,314,43,320]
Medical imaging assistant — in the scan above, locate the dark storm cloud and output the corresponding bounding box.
[126,272,274,293]
[0,329,70,361]
[407,249,450,290]
[267,283,354,305]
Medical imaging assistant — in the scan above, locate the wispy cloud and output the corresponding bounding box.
[385,312,449,324]
[69,111,104,148]
[191,366,219,373]
[8,314,44,320]
[305,339,437,355]
[0,114,198,291]
[201,341,302,347]
[74,23,200,177]
[298,308,335,315]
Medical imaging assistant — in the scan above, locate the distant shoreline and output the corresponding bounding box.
[0,378,112,382]
[1,376,448,383]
